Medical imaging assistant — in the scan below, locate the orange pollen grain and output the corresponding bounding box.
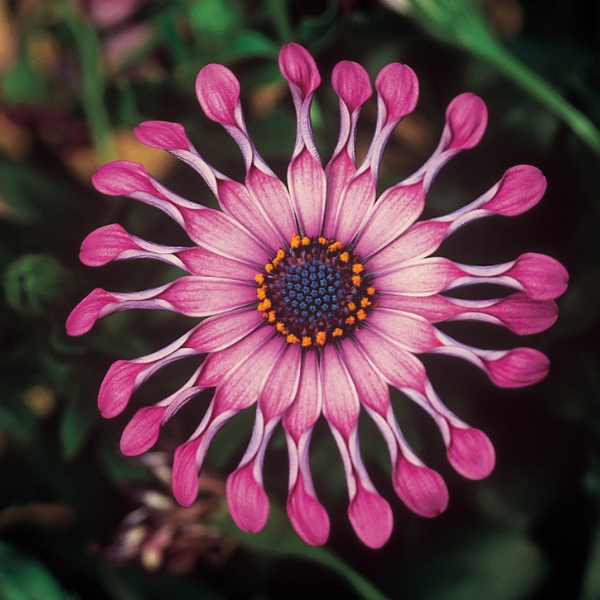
[301,336,312,347]
[345,316,355,325]
[356,309,367,321]
[352,263,364,274]
[256,285,267,300]
[318,237,328,245]
[315,331,327,346]
[332,328,343,337]
[265,263,273,273]
[347,302,356,312]
[328,241,343,252]
[268,311,276,323]
[286,334,300,344]
[367,287,375,296]
[360,297,371,308]
[352,275,362,286]
[301,236,311,246]
[290,234,301,248]
[276,322,286,332]
[257,299,271,311]
[254,274,264,285]
[339,252,350,263]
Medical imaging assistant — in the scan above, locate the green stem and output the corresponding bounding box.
[59,1,116,164]
[264,0,294,43]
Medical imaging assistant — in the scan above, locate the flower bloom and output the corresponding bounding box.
[67,43,568,548]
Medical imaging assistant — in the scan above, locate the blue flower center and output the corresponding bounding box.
[255,234,376,347]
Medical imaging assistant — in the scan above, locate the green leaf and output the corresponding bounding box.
[216,505,392,600]
[400,0,600,156]
[188,0,243,39]
[0,540,79,600]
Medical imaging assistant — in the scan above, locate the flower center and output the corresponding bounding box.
[255,234,376,347]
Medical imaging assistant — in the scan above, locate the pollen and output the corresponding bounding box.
[254,234,377,347]
[367,287,375,296]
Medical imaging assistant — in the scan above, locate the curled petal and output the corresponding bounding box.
[375,63,419,124]
[80,224,140,266]
[443,93,488,151]
[505,253,569,300]
[332,60,372,114]
[98,360,148,418]
[447,426,495,480]
[286,472,330,546]
[393,458,449,517]
[66,288,117,336]
[134,120,189,151]
[348,483,394,549]
[196,64,241,126]
[483,347,550,388]
[483,165,546,217]
[120,405,167,456]
[227,462,270,533]
[279,42,321,97]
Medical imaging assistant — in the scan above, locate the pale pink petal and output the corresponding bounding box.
[354,327,427,394]
[186,307,264,353]
[366,307,441,353]
[374,257,464,296]
[366,221,450,274]
[176,246,259,280]
[378,292,558,335]
[447,426,495,480]
[321,345,360,439]
[353,182,425,258]
[280,43,326,237]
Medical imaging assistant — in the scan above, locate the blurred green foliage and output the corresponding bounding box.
[1,0,600,599]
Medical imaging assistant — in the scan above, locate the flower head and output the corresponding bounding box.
[67,43,568,548]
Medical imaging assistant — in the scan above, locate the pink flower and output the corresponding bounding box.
[67,43,568,548]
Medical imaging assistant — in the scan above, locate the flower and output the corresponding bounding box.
[99,452,234,573]
[67,43,568,548]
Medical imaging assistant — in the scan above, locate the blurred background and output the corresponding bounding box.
[1,1,599,598]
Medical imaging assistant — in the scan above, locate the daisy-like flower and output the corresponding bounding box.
[67,43,568,548]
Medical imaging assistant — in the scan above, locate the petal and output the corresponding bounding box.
[354,327,427,394]
[504,253,569,300]
[393,457,449,517]
[366,307,441,353]
[286,471,330,546]
[227,461,270,533]
[120,405,167,456]
[196,64,241,127]
[447,426,495,480]
[353,182,425,258]
[279,43,320,98]
[348,482,393,549]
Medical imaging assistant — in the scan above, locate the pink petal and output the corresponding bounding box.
[279,43,320,98]
[134,120,189,151]
[196,64,241,127]
[287,473,330,546]
[92,160,159,196]
[348,483,393,549]
[177,246,259,281]
[374,257,464,296]
[506,253,569,300]
[258,343,302,423]
[198,327,274,388]
[227,462,270,533]
[98,360,147,418]
[340,339,390,416]
[366,221,450,273]
[447,426,495,480]
[375,63,419,124]
[120,405,167,456]
[332,60,372,114]
[353,182,425,258]
[366,308,441,353]
[443,93,488,151]
[321,345,360,439]
[186,307,264,354]
[80,224,138,266]
[214,335,285,413]
[483,165,546,216]
[483,347,550,388]
[66,288,115,336]
[483,293,558,334]
[393,458,449,517]
[283,350,322,440]
[355,327,427,394]
[172,436,204,506]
